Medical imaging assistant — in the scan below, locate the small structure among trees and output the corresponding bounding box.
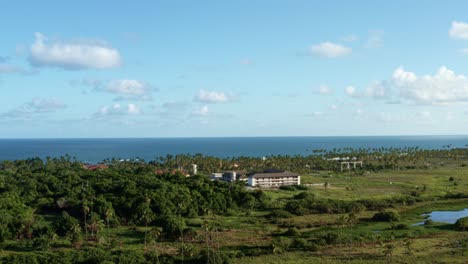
[340,161,363,172]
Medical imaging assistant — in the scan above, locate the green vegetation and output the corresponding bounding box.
[372,210,400,222]
[0,147,468,263]
[455,217,468,231]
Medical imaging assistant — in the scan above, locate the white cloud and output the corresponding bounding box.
[365,30,384,49]
[29,32,122,70]
[341,34,359,42]
[310,42,351,58]
[194,89,234,103]
[345,86,357,96]
[392,67,417,82]
[105,79,152,100]
[240,58,252,65]
[366,66,468,104]
[162,101,187,111]
[97,103,141,116]
[344,82,388,99]
[377,111,433,123]
[150,101,188,118]
[0,56,25,74]
[363,81,388,98]
[127,104,141,114]
[0,63,23,74]
[449,21,468,39]
[459,48,468,55]
[73,78,153,100]
[28,98,66,112]
[1,97,66,119]
[394,66,468,104]
[315,85,333,95]
[193,105,209,116]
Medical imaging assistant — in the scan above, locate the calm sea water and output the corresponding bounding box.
[0,136,467,163]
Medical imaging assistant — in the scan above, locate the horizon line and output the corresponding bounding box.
[1,134,468,140]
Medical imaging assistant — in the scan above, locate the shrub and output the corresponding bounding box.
[293,192,314,200]
[279,185,296,191]
[455,217,468,231]
[404,197,417,206]
[185,218,203,227]
[321,231,340,245]
[293,185,308,191]
[268,209,293,219]
[305,242,319,251]
[285,200,308,215]
[372,210,400,222]
[54,211,79,236]
[271,237,291,253]
[183,227,198,241]
[392,223,409,230]
[284,227,300,236]
[161,216,186,239]
[115,250,146,264]
[291,238,308,249]
[348,202,366,213]
[424,219,434,226]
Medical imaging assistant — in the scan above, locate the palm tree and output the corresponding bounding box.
[347,213,358,225]
[70,223,82,235]
[70,223,82,249]
[336,215,348,228]
[87,213,104,239]
[104,208,114,243]
[140,208,154,250]
[324,181,329,191]
[383,243,395,264]
[148,227,161,264]
[403,239,413,255]
[82,203,90,237]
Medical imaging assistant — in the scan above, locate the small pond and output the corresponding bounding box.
[414,208,468,226]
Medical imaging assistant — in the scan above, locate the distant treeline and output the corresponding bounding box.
[120,147,468,174]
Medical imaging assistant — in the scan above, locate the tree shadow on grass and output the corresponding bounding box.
[333,252,384,262]
[431,223,455,231]
[222,245,271,256]
[116,228,145,245]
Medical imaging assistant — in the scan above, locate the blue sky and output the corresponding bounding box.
[1,1,468,138]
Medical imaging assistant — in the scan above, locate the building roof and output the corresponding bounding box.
[82,164,109,170]
[224,170,247,174]
[249,170,299,179]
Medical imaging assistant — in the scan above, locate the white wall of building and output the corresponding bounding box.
[247,175,300,187]
[248,177,255,187]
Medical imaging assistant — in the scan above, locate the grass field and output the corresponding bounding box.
[229,167,468,263]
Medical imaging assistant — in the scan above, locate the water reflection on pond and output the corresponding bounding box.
[414,208,468,226]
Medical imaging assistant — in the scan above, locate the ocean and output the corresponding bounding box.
[0,136,467,163]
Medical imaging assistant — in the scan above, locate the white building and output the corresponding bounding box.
[210,171,248,183]
[209,173,223,181]
[222,171,237,182]
[247,170,300,187]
